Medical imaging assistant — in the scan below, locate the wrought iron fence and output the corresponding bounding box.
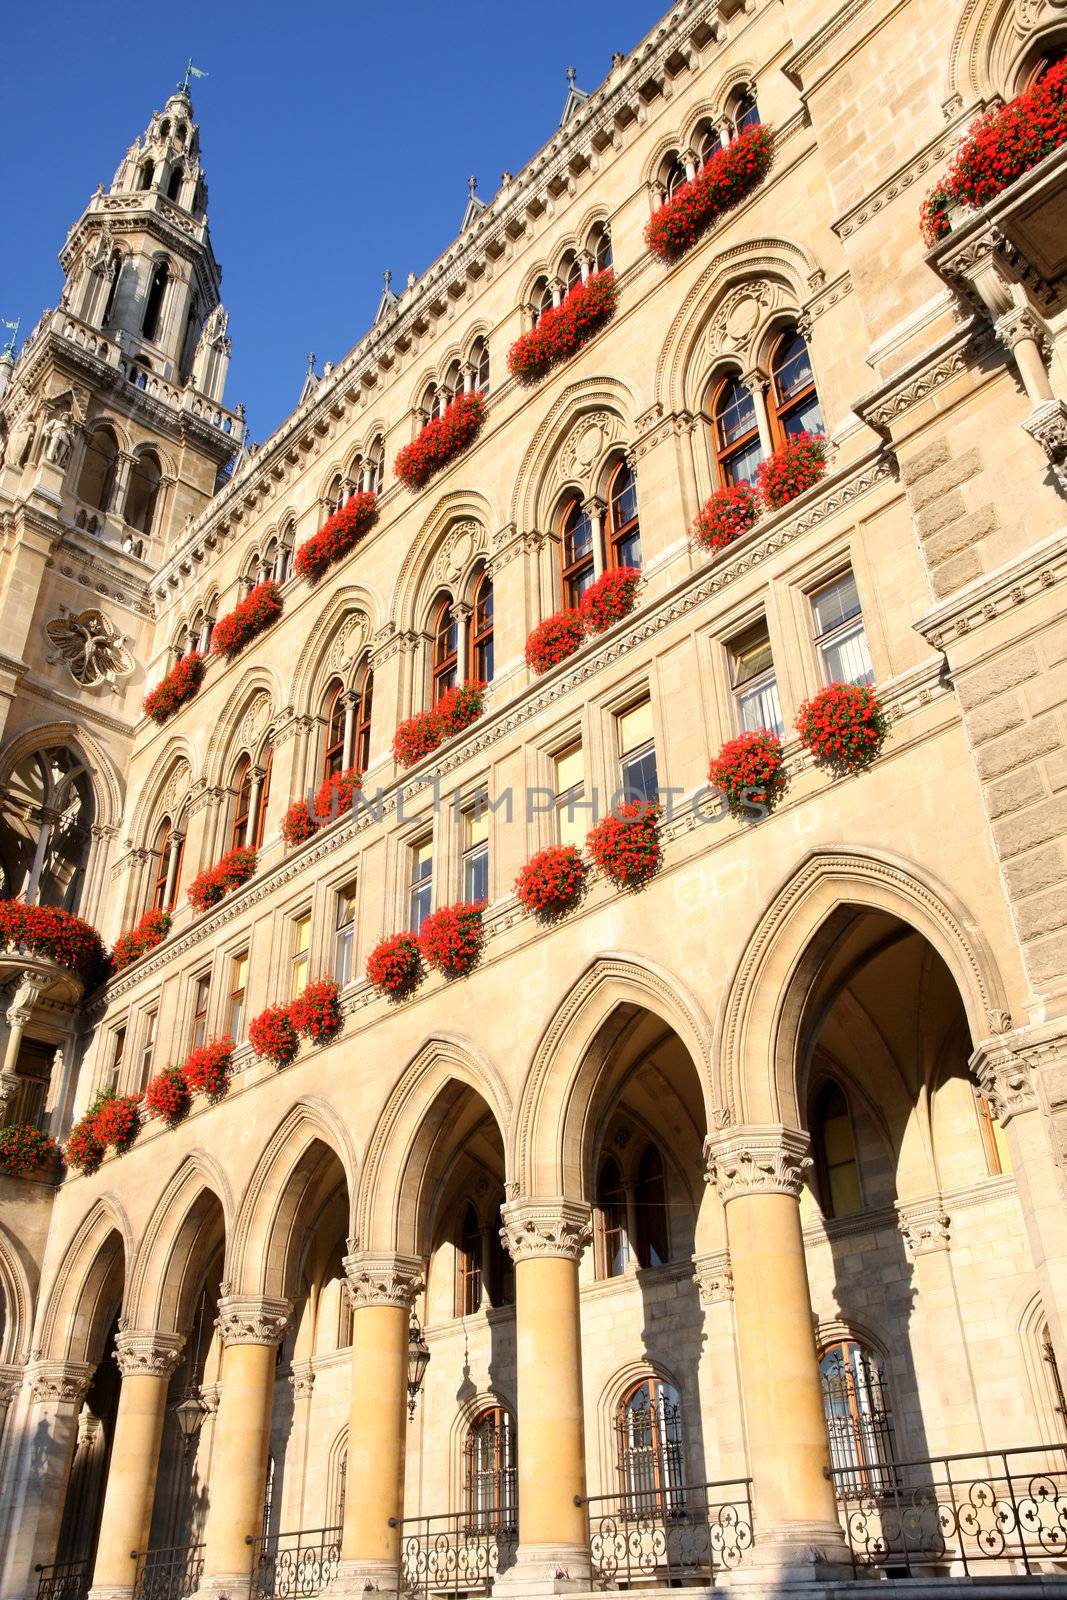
[132,1542,204,1600]
[829,1443,1067,1576]
[248,1525,342,1599]
[391,1508,518,1598]
[579,1478,754,1586]
[34,1558,89,1600]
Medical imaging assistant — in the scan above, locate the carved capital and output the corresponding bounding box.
[897,1196,951,1256]
[692,1249,734,1303]
[970,1039,1037,1126]
[215,1294,290,1347]
[499,1197,592,1263]
[342,1251,424,1310]
[705,1125,812,1202]
[994,305,1047,351]
[289,1360,315,1398]
[1022,398,1067,487]
[0,1363,23,1406]
[114,1328,185,1379]
[27,1359,94,1405]
[740,366,769,397]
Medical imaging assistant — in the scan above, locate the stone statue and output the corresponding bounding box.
[9,412,36,468]
[201,304,229,345]
[44,607,135,688]
[42,412,74,467]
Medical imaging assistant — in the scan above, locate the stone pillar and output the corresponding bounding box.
[2,973,43,1114]
[692,1250,748,1480]
[286,1363,315,1530]
[742,370,774,457]
[88,1331,185,1600]
[498,1198,592,1591]
[453,602,472,684]
[341,692,359,771]
[0,1360,94,1599]
[164,831,184,909]
[706,1127,848,1579]
[197,1296,289,1600]
[895,1197,982,1455]
[335,1252,424,1599]
[994,307,1054,408]
[586,499,606,581]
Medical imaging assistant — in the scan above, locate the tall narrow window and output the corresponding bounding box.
[465,1408,516,1528]
[661,155,688,203]
[486,1199,514,1307]
[291,914,311,998]
[142,260,170,342]
[1042,1324,1067,1429]
[617,699,658,805]
[334,881,357,987]
[811,572,873,687]
[138,1009,158,1090]
[712,375,762,487]
[101,1027,126,1096]
[191,975,210,1050]
[553,744,585,849]
[470,573,494,683]
[560,499,595,606]
[252,750,272,849]
[617,1379,685,1513]
[733,91,761,134]
[102,252,124,327]
[432,600,458,703]
[769,330,824,442]
[812,1082,861,1217]
[463,800,490,904]
[729,622,783,736]
[607,462,641,569]
[229,951,249,1042]
[166,168,183,203]
[590,225,613,272]
[473,339,491,396]
[151,820,182,910]
[634,1144,670,1268]
[322,683,346,781]
[598,1156,629,1278]
[409,839,433,932]
[231,757,252,850]
[456,1204,483,1317]
[696,124,722,168]
[820,1341,894,1494]
[354,667,374,773]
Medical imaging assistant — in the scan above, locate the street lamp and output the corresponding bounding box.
[407,1310,430,1420]
[172,1386,207,1454]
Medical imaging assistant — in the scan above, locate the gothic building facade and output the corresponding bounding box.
[1,2,1067,1599]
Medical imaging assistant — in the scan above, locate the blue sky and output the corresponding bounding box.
[2,1,661,442]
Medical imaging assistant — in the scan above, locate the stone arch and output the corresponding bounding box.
[512,953,716,1199]
[355,1034,511,1255]
[389,490,497,632]
[706,60,760,114]
[0,720,124,834]
[128,742,197,846]
[37,1195,132,1363]
[203,668,281,786]
[0,1222,37,1364]
[716,847,1014,1130]
[125,1150,233,1335]
[290,585,381,711]
[947,0,1063,104]
[510,377,638,535]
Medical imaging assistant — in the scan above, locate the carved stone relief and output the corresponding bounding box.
[44,607,135,689]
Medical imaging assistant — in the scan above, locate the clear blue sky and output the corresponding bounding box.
[2,1,661,442]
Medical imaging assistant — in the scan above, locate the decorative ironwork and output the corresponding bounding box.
[464,1408,517,1527]
[34,1559,89,1600]
[830,1444,1067,1576]
[248,1525,341,1600]
[580,1478,754,1586]
[391,1508,518,1599]
[132,1543,204,1600]
[616,1380,686,1512]
[820,1340,896,1495]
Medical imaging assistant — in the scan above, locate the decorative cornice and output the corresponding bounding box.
[499,1197,592,1262]
[855,322,997,436]
[831,112,974,241]
[114,1328,186,1378]
[27,1359,94,1405]
[914,525,1067,651]
[897,1196,951,1256]
[342,1251,425,1310]
[214,1294,291,1347]
[705,1125,812,1201]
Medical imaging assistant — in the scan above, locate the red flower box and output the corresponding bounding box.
[507,269,617,385]
[65,1115,104,1176]
[144,1066,191,1127]
[796,682,888,775]
[112,907,171,972]
[294,492,378,584]
[249,1004,300,1067]
[282,799,314,849]
[184,1036,234,1102]
[920,60,1067,244]
[418,902,485,979]
[708,730,788,818]
[290,978,343,1044]
[525,610,585,674]
[394,393,486,490]
[366,932,423,997]
[515,845,587,918]
[392,683,485,768]
[93,1092,142,1153]
[0,1123,58,1178]
[578,567,641,635]
[691,482,759,553]
[393,707,441,768]
[645,125,774,261]
[144,652,204,724]
[314,767,363,823]
[211,581,283,659]
[756,433,828,511]
[188,846,257,912]
[587,802,661,889]
[435,682,485,740]
[0,900,107,985]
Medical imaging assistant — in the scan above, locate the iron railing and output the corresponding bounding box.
[829,1444,1067,1576]
[132,1543,204,1600]
[248,1525,342,1599]
[34,1559,89,1600]
[579,1479,754,1586]
[390,1508,518,1599]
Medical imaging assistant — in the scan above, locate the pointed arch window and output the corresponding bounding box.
[354,666,374,773]
[151,818,183,911]
[768,329,824,442]
[589,225,613,273]
[607,461,641,570]
[661,154,688,203]
[231,756,252,850]
[470,572,494,683]
[465,1407,517,1529]
[432,599,458,703]
[102,252,124,328]
[457,1204,483,1317]
[695,124,722,168]
[820,1341,895,1494]
[322,682,346,781]
[531,278,554,328]
[252,749,272,849]
[598,1156,629,1279]
[616,1378,685,1514]
[811,1081,861,1217]
[733,91,761,134]
[560,498,595,607]
[472,338,490,395]
[1042,1323,1067,1430]
[166,168,183,202]
[138,160,155,190]
[634,1144,669,1268]
[142,260,170,343]
[563,251,582,292]
[77,428,119,513]
[711,374,762,488]
[125,451,162,536]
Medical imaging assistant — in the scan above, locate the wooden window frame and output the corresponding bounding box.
[290,912,312,1000]
[190,974,210,1051]
[560,497,595,607]
[231,757,252,851]
[229,950,249,1042]
[711,373,761,488]
[767,328,823,446]
[606,460,641,571]
[322,682,346,782]
[354,667,373,774]
[456,1204,483,1318]
[432,599,458,704]
[470,572,494,684]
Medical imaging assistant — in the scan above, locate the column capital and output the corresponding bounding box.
[993,304,1047,351]
[26,1358,94,1405]
[289,1359,315,1398]
[705,1124,812,1202]
[0,1361,23,1405]
[114,1327,185,1378]
[740,365,769,396]
[970,1038,1037,1125]
[215,1293,291,1347]
[342,1250,425,1309]
[897,1195,951,1256]
[692,1248,734,1303]
[499,1196,592,1262]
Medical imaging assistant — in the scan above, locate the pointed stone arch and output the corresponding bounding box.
[37,1194,132,1363]
[389,490,497,632]
[203,667,281,786]
[946,0,1060,104]
[0,720,124,833]
[129,740,198,845]
[125,1150,233,1335]
[290,585,382,712]
[510,376,638,536]
[0,1221,37,1364]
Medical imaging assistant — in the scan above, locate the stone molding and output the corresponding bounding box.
[342,1251,425,1310]
[692,1249,734,1302]
[288,1360,315,1398]
[1022,398,1067,488]
[499,1197,593,1262]
[897,1196,951,1256]
[114,1328,186,1379]
[0,1363,23,1406]
[27,1359,95,1405]
[970,1039,1038,1126]
[214,1294,291,1347]
[914,524,1067,652]
[705,1125,812,1202]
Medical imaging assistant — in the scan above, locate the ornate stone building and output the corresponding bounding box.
[1,2,1067,1599]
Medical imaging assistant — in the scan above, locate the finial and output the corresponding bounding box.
[384,270,392,290]
[566,66,577,88]
[176,57,208,95]
[468,174,478,198]
[306,351,316,376]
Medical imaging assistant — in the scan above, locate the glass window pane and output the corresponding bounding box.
[717,382,756,445]
[784,392,825,437]
[725,437,764,486]
[618,700,653,755]
[557,801,585,850]
[465,802,489,849]
[464,843,489,904]
[822,623,873,687]
[732,633,773,687]
[621,748,658,804]
[554,745,583,795]
[813,574,862,637]
[738,678,783,736]
[412,840,433,881]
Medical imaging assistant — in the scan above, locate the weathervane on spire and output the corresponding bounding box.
[177,58,208,95]
[1,318,19,359]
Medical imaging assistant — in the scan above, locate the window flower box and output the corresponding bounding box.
[708,730,788,818]
[920,60,1067,244]
[392,683,485,769]
[112,907,171,972]
[515,845,587,919]
[144,1066,191,1127]
[525,610,585,675]
[92,1092,142,1154]
[394,394,486,490]
[65,1115,105,1175]
[187,846,257,912]
[366,932,423,998]
[315,767,362,823]
[0,1123,58,1178]
[144,652,205,724]
[282,799,315,849]
[418,902,485,979]
[435,682,485,740]
[578,566,641,635]
[587,802,662,889]
[183,1036,234,1102]
[393,707,442,769]
[795,682,888,775]
[755,433,828,510]
[507,269,617,385]
[691,482,759,552]
[0,900,107,985]
[211,581,283,659]
[294,492,378,583]
[290,978,343,1044]
[249,1004,300,1067]
[645,125,774,261]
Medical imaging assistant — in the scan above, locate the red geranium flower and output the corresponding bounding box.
[366,932,423,997]
[507,270,617,385]
[184,1037,234,1102]
[211,581,283,659]
[587,802,662,889]
[187,846,257,912]
[525,610,585,674]
[392,683,484,768]
[282,799,315,849]
[93,1092,142,1154]
[645,125,774,261]
[708,730,788,818]
[691,482,759,552]
[515,845,587,918]
[0,901,108,986]
[290,978,343,1045]
[795,682,888,775]
[65,1115,105,1176]
[755,434,828,511]
[393,707,442,768]
[418,902,485,979]
[144,652,205,724]
[578,567,641,635]
[294,492,378,583]
[249,1004,300,1067]
[112,907,171,972]
[144,1066,191,1127]
[0,1123,58,1178]
[394,393,486,490]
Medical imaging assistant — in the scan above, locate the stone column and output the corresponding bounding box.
[894,1196,981,1456]
[994,307,1054,408]
[2,974,43,1114]
[498,1197,592,1590]
[286,1363,315,1530]
[692,1251,748,1481]
[0,1360,94,1598]
[706,1127,848,1578]
[586,499,606,581]
[197,1296,289,1600]
[335,1251,424,1598]
[453,602,473,684]
[341,692,359,772]
[88,1330,185,1600]
[742,369,774,457]
[164,831,184,909]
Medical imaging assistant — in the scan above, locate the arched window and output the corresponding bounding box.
[711,374,762,487]
[231,756,252,850]
[138,160,155,190]
[367,437,385,494]
[432,598,458,702]
[768,329,824,442]
[77,427,119,513]
[142,260,170,343]
[252,748,272,849]
[444,362,465,405]
[456,1204,482,1317]
[354,666,374,773]
[562,251,582,292]
[606,461,641,569]
[811,1082,861,1217]
[695,123,722,168]
[325,476,345,518]
[560,497,595,607]
[166,168,183,203]
[598,1157,629,1278]
[0,748,94,912]
[151,818,183,911]
[661,154,688,203]
[1024,43,1067,88]
[471,338,490,395]
[733,91,761,134]
[616,1379,685,1512]
[589,224,613,273]
[470,572,494,683]
[531,278,554,327]
[322,682,346,781]
[634,1144,669,1268]
[486,1196,514,1307]
[819,1341,894,1493]
[465,1407,517,1527]
[277,523,294,584]
[125,451,162,535]
[102,252,124,328]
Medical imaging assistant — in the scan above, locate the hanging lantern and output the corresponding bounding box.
[407,1310,430,1419]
